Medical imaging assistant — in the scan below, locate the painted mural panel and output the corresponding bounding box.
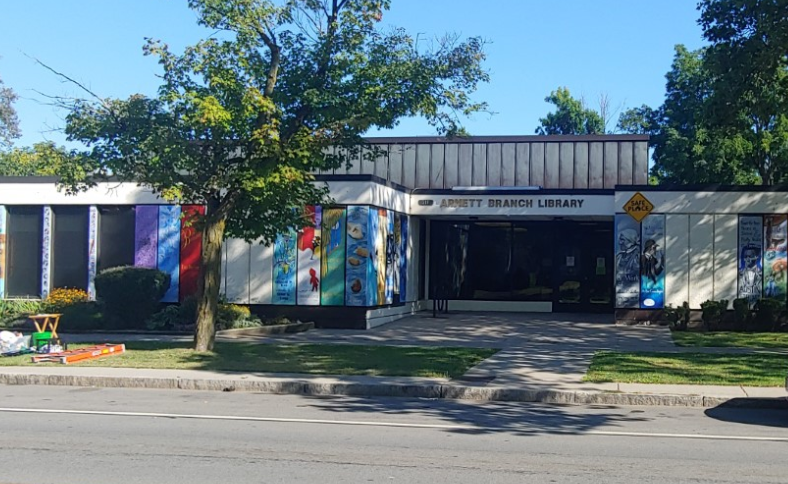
[179,205,205,302]
[345,206,369,306]
[738,216,763,308]
[0,206,5,299]
[157,205,181,303]
[321,208,346,306]
[367,208,380,306]
[385,210,395,305]
[134,206,159,268]
[373,208,387,305]
[615,214,640,308]
[393,213,402,301]
[41,206,52,298]
[640,214,666,309]
[87,206,98,300]
[763,215,787,304]
[400,215,408,301]
[297,206,322,306]
[272,227,297,305]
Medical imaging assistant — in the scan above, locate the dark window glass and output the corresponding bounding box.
[511,224,554,301]
[52,206,88,290]
[418,219,427,300]
[98,206,136,272]
[6,206,43,297]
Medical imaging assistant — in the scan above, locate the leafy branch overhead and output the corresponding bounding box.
[55,0,490,351]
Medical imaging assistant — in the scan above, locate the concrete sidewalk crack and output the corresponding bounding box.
[739,385,749,397]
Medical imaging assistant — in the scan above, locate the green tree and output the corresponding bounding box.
[0,142,81,176]
[58,0,489,351]
[0,74,20,149]
[617,45,756,184]
[699,0,788,184]
[536,87,604,135]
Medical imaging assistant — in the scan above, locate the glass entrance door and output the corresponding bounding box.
[553,223,613,312]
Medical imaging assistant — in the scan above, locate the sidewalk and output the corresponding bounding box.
[2,312,787,408]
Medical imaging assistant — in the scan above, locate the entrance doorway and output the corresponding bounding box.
[553,223,614,312]
[428,220,614,312]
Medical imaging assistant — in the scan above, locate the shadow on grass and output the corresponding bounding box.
[292,395,652,436]
[68,341,499,379]
[585,351,788,387]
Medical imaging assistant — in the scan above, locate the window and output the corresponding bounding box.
[5,206,43,297]
[52,206,89,290]
[98,206,136,272]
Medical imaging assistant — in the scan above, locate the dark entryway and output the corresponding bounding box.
[428,220,613,312]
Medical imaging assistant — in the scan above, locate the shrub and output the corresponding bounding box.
[666,301,691,331]
[0,299,42,327]
[732,298,751,332]
[217,304,252,330]
[43,287,89,313]
[59,301,105,331]
[753,298,784,332]
[700,299,728,332]
[146,305,182,331]
[95,266,170,329]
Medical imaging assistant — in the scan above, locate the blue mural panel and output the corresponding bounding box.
[367,208,380,306]
[615,214,639,308]
[157,205,181,303]
[640,214,665,309]
[345,206,369,306]
[385,210,395,305]
[738,215,763,308]
[272,227,297,305]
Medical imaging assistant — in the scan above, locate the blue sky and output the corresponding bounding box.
[1,1,706,148]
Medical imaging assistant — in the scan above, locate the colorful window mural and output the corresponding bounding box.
[345,206,369,306]
[640,214,665,309]
[320,208,346,306]
[272,227,297,305]
[738,216,763,307]
[614,214,640,308]
[297,206,322,306]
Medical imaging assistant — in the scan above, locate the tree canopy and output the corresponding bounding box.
[535,87,605,135]
[0,142,82,177]
[0,74,20,149]
[58,0,489,350]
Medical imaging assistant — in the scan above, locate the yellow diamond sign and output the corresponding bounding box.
[623,192,654,222]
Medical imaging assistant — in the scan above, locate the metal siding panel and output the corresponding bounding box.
[458,144,473,186]
[559,142,574,189]
[530,142,545,187]
[589,142,604,188]
[714,215,738,307]
[415,144,431,188]
[402,144,416,188]
[345,147,360,175]
[666,214,689,308]
[472,143,487,186]
[359,146,375,175]
[515,143,530,186]
[689,214,715,309]
[249,240,273,304]
[374,144,389,180]
[430,144,445,189]
[225,238,251,304]
[603,141,619,188]
[618,141,634,185]
[389,144,403,185]
[544,143,560,188]
[574,142,589,189]
[487,143,502,186]
[501,143,516,186]
[633,141,649,185]
[319,146,334,175]
[444,144,459,188]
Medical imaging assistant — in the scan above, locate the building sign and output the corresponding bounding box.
[623,192,654,223]
[410,194,612,216]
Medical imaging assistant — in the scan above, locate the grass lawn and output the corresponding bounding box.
[0,342,498,379]
[672,331,788,349]
[584,351,788,387]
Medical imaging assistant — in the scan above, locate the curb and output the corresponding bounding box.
[1,373,785,408]
[216,322,315,338]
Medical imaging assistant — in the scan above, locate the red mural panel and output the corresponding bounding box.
[179,205,205,302]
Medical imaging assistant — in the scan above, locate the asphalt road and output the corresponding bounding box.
[0,386,787,484]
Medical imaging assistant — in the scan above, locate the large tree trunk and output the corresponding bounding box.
[194,211,226,352]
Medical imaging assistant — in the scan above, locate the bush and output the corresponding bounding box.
[732,298,751,332]
[666,302,691,331]
[146,305,182,331]
[216,304,252,330]
[95,266,170,329]
[0,299,42,327]
[700,299,728,332]
[43,287,89,313]
[147,297,256,331]
[59,301,105,331]
[753,298,784,332]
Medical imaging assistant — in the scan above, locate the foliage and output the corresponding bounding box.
[146,306,183,331]
[0,142,86,177]
[732,298,751,331]
[700,299,728,331]
[59,301,105,331]
[0,74,20,149]
[216,303,253,330]
[146,297,258,331]
[536,87,604,135]
[57,0,489,351]
[95,266,170,329]
[42,287,89,313]
[699,0,788,185]
[665,301,691,331]
[753,298,784,332]
[672,331,788,349]
[0,299,42,327]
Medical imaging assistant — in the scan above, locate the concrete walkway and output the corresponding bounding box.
[5,312,787,407]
